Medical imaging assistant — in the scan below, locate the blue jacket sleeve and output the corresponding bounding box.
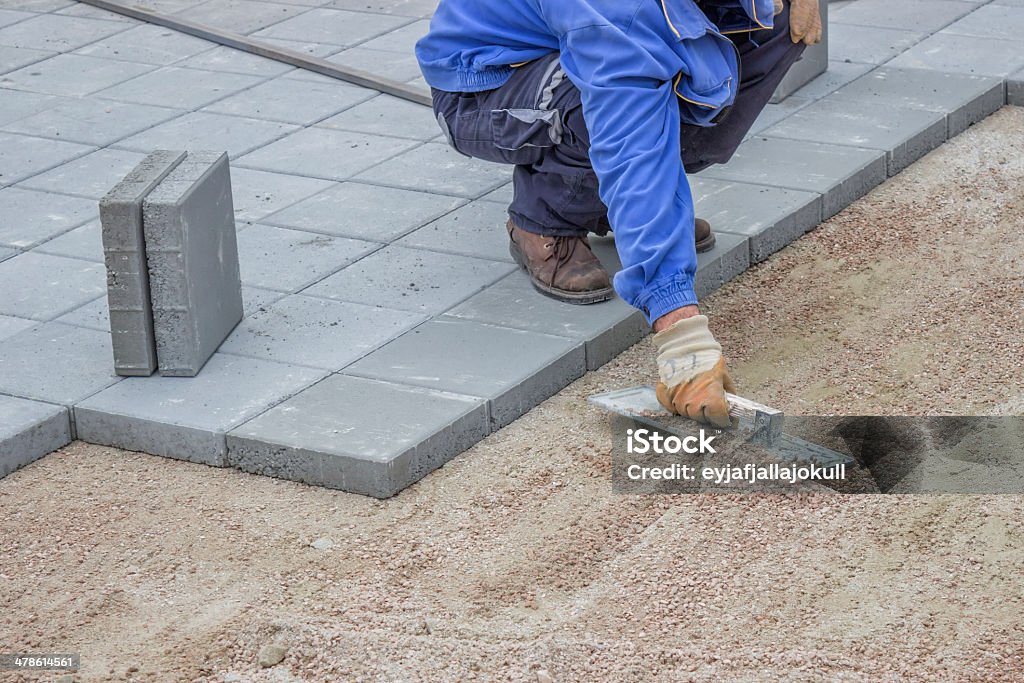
[559,22,699,325]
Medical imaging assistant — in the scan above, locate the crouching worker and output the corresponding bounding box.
[415,0,822,425]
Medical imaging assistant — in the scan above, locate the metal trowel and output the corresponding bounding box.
[588,385,854,467]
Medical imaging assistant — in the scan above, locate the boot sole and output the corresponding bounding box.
[696,232,716,253]
[509,240,615,305]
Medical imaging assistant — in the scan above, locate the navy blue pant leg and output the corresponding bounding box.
[431,0,807,236]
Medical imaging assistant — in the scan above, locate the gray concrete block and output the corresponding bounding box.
[1,53,156,98]
[100,150,187,376]
[353,143,514,199]
[229,167,333,224]
[176,46,295,77]
[34,219,103,262]
[1008,69,1024,106]
[74,353,326,466]
[202,76,373,126]
[0,314,35,341]
[0,322,120,405]
[0,187,96,249]
[762,97,947,176]
[445,272,648,371]
[19,148,148,200]
[395,200,514,263]
[114,113,299,159]
[237,224,377,292]
[2,99,181,148]
[174,0,310,35]
[251,7,410,47]
[345,318,586,429]
[694,231,751,294]
[316,94,441,141]
[303,245,516,315]
[236,127,418,181]
[218,294,423,370]
[772,0,828,102]
[0,45,58,76]
[941,3,1024,41]
[0,251,105,320]
[829,68,1005,138]
[357,19,429,53]
[783,61,874,104]
[143,151,244,377]
[0,395,71,480]
[0,9,34,29]
[72,23,213,65]
[227,374,489,498]
[0,89,62,128]
[95,66,265,109]
[887,32,1024,79]
[697,182,822,263]
[825,23,925,65]
[55,296,109,332]
[0,14,125,52]
[698,136,888,219]
[0,132,93,187]
[831,0,975,34]
[263,182,466,242]
[325,46,425,83]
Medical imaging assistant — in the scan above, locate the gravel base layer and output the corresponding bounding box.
[1,107,1023,683]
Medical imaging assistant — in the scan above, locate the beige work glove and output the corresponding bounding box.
[653,315,736,428]
[789,0,823,45]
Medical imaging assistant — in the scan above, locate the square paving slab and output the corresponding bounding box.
[761,96,948,175]
[0,45,57,76]
[395,200,515,262]
[887,33,1024,78]
[229,168,333,224]
[227,374,489,498]
[828,68,1005,138]
[303,244,516,315]
[0,187,96,248]
[203,75,374,125]
[0,322,120,406]
[263,181,466,242]
[0,251,105,320]
[345,318,586,429]
[0,314,36,342]
[1,53,156,98]
[237,224,378,292]
[17,147,147,199]
[34,219,102,262]
[72,23,212,65]
[2,99,181,147]
[446,273,648,371]
[237,127,418,181]
[75,353,327,466]
[95,66,266,109]
[113,112,298,158]
[0,14,127,52]
[251,8,412,47]
[0,394,71,479]
[0,133,94,187]
[699,136,887,219]
[354,143,513,198]
[219,294,423,370]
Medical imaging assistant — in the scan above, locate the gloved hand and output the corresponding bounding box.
[654,315,736,428]
[790,0,823,45]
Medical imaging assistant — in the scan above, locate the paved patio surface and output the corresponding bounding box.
[2,0,1024,496]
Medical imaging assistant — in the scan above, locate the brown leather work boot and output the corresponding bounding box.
[595,216,716,252]
[507,220,614,304]
[695,218,716,252]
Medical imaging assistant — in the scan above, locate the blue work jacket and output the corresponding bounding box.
[416,0,774,323]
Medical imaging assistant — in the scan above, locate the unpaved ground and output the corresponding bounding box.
[1,108,1023,683]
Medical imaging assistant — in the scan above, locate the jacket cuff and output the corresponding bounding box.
[630,274,699,325]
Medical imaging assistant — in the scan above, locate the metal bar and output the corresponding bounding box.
[75,0,433,107]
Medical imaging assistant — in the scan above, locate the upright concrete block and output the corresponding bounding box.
[772,0,828,102]
[100,149,187,376]
[143,151,244,377]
